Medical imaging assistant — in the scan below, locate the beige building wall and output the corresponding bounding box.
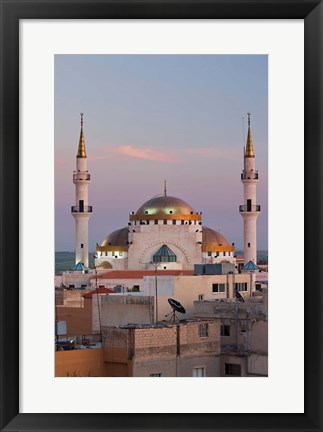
[56,298,92,336]
[99,295,154,328]
[194,290,268,377]
[144,274,251,321]
[91,277,144,291]
[102,321,221,377]
[55,348,109,377]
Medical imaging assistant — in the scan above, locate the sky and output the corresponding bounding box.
[55,55,268,252]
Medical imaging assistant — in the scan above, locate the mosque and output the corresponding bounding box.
[71,113,261,272]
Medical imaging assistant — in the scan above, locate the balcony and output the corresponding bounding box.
[71,205,92,213]
[241,172,258,180]
[73,173,90,181]
[239,205,261,213]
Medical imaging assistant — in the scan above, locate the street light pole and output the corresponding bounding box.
[150,261,161,323]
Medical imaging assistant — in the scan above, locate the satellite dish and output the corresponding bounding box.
[168,298,186,314]
[235,287,245,303]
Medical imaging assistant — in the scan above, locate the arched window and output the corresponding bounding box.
[153,244,177,262]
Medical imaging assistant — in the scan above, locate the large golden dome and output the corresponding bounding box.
[202,226,234,253]
[135,195,195,216]
[130,195,201,222]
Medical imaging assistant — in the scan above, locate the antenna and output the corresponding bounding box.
[80,112,84,128]
[164,179,167,196]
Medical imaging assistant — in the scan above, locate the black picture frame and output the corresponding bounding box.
[1,1,322,431]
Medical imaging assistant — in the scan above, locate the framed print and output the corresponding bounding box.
[1,0,322,431]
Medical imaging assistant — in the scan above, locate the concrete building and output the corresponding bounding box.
[97,265,252,327]
[193,288,268,377]
[56,287,115,338]
[102,320,221,377]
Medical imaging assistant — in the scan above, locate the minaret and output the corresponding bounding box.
[239,113,261,265]
[71,113,92,267]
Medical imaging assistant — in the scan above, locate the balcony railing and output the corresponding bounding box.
[239,205,261,212]
[71,205,92,213]
[241,172,258,180]
[73,173,90,181]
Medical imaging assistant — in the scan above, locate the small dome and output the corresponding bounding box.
[135,195,195,216]
[202,226,230,249]
[96,261,113,269]
[101,227,128,247]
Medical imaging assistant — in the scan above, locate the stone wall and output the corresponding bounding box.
[102,320,221,377]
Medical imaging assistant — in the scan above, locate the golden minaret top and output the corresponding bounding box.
[244,112,255,158]
[77,112,87,158]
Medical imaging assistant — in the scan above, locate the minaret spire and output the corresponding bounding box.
[239,113,261,268]
[72,113,92,267]
[245,112,255,158]
[77,112,87,158]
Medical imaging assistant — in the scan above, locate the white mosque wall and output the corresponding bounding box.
[127,224,202,270]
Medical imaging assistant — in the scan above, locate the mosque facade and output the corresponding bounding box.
[71,113,260,271]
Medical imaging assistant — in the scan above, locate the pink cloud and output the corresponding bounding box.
[185,147,239,159]
[89,145,177,163]
[117,145,175,162]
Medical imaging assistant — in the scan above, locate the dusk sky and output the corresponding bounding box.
[55,55,268,252]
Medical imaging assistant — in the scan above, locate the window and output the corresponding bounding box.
[172,220,176,225]
[235,282,248,292]
[163,220,167,225]
[81,243,84,249]
[248,242,250,247]
[255,283,262,291]
[150,373,162,377]
[155,220,158,225]
[193,367,206,377]
[212,283,225,293]
[240,324,246,333]
[220,325,230,336]
[153,244,177,263]
[199,323,208,337]
[198,294,204,301]
[181,220,184,225]
[119,251,123,257]
[225,363,241,376]
[207,251,212,257]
